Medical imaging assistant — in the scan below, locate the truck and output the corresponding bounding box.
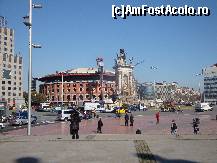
[84,102,105,112]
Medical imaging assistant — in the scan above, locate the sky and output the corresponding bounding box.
[0,0,217,91]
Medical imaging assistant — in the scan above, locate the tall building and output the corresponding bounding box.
[113,49,137,102]
[0,17,23,107]
[203,63,217,105]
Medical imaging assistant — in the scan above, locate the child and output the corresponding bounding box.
[171,120,178,137]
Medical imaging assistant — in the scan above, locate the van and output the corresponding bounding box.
[195,103,213,112]
[84,102,105,112]
[57,109,83,121]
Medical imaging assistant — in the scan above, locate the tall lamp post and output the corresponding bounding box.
[23,0,42,136]
[195,73,203,102]
[150,66,158,102]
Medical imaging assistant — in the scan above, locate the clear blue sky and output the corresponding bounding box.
[1,0,217,91]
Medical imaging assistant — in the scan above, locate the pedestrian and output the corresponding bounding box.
[124,113,129,126]
[193,118,199,134]
[97,118,103,133]
[130,113,134,126]
[171,120,178,137]
[70,111,81,139]
[155,111,160,124]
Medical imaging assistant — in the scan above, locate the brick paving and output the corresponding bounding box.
[3,112,217,136]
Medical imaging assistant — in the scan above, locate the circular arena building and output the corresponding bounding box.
[38,68,116,105]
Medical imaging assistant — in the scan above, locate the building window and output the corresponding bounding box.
[3,53,6,61]
[8,81,11,85]
[19,93,21,96]
[73,88,76,92]
[14,65,17,69]
[2,86,5,90]
[4,37,7,41]
[13,93,16,96]
[2,81,5,84]
[4,42,7,45]
[80,88,83,92]
[8,87,11,90]
[8,92,11,96]
[67,95,70,101]
[14,56,17,63]
[13,87,16,90]
[19,66,22,69]
[10,29,13,36]
[2,92,5,96]
[73,95,76,101]
[19,87,21,91]
[19,57,22,64]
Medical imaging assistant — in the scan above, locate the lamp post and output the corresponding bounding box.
[150,66,158,102]
[61,72,64,106]
[23,0,42,136]
[195,73,203,102]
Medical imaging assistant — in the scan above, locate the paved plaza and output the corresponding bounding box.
[0,110,217,163]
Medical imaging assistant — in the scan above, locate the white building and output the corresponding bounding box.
[203,63,217,105]
[0,16,24,107]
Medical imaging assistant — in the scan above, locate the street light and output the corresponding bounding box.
[195,73,204,102]
[23,0,42,136]
[150,66,158,102]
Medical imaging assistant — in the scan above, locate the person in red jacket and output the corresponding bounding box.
[155,111,160,124]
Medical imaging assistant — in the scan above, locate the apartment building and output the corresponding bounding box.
[203,63,217,105]
[0,16,23,106]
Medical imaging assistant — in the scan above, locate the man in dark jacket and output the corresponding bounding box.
[97,118,103,133]
[70,111,81,139]
[124,113,129,126]
[130,113,134,126]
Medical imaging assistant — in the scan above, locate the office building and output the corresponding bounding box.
[203,63,217,105]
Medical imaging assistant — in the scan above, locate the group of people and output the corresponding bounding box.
[69,110,104,139]
[69,110,200,139]
[124,113,134,126]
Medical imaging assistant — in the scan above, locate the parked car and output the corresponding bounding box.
[195,103,213,112]
[9,111,37,126]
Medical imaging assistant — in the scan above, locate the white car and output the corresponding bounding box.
[195,103,213,112]
[0,122,5,129]
[57,109,83,121]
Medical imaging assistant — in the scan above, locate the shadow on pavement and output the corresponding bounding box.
[15,157,42,163]
[137,153,199,163]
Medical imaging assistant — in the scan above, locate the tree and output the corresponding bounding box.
[23,91,47,105]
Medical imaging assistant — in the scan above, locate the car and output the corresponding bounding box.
[9,112,37,126]
[0,122,5,129]
[195,103,213,112]
[57,109,83,121]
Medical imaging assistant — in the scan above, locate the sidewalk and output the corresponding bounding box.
[0,134,216,163]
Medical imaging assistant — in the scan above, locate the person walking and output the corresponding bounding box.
[155,111,160,124]
[124,113,129,126]
[193,118,199,134]
[97,118,103,133]
[70,111,81,139]
[171,120,178,137]
[130,113,134,126]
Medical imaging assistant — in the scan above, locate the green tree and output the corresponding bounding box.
[23,91,47,105]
